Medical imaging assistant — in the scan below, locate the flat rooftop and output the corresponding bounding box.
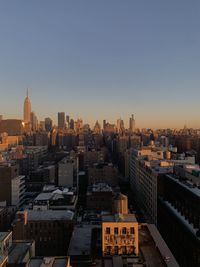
[28,257,70,267]
[167,174,200,197]
[104,256,143,267]
[34,192,53,201]
[151,166,173,175]
[8,241,34,264]
[68,225,96,256]
[102,213,137,223]
[43,184,57,192]
[139,224,179,267]
[34,189,75,203]
[88,183,113,193]
[27,210,74,221]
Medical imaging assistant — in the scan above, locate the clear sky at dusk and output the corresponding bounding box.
[0,0,200,128]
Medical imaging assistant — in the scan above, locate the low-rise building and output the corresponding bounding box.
[13,210,74,256]
[102,214,139,256]
[32,187,77,211]
[88,164,119,186]
[58,155,78,188]
[68,225,99,266]
[86,183,114,211]
[102,224,179,267]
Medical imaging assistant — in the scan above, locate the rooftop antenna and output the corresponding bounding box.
[26,88,29,97]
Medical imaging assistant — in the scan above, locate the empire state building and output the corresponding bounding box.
[24,89,31,123]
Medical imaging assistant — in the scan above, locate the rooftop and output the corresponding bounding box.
[42,185,57,192]
[34,188,75,203]
[89,183,113,193]
[103,256,143,267]
[102,213,137,223]
[166,174,200,198]
[68,225,97,256]
[8,240,34,264]
[34,192,53,201]
[59,156,76,164]
[139,224,179,267]
[27,210,74,221]
[28,257,70,267]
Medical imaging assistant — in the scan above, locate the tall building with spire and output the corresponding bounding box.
[24,89,31,123]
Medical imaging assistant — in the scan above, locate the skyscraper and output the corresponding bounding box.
[93,120,101,134]
[103,120,106,130]
[58,112,66,129]
[24,89,31,123]
[30,112,38,131]
[66,115,70,128]
[129,114,135,133]
[69,119,74,130]
[45,117,53,132]
[117,118,125,133]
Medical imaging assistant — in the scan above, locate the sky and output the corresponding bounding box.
[0,0,200,129]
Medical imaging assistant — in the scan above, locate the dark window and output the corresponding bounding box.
[122,227,126,234]
[114,227,118,234]
[130,227,135,234]
[114,246,118,254]
[106,227,110,234]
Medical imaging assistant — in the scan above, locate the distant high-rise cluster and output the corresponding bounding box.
[22,90,137,136]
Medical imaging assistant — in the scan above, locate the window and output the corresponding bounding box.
[122,227,126,234]
[114,227,118,234]
[106,227,110,234]
[106,246,111,255]
[130,227,135,234]
[122,246,126,254]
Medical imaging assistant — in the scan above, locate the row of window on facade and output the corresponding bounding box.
[105,227,135,235]
[105,245,135,255]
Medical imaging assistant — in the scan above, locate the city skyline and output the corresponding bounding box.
[0,2,199,266]
[1,1,200,128]
[1,89,200,130]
